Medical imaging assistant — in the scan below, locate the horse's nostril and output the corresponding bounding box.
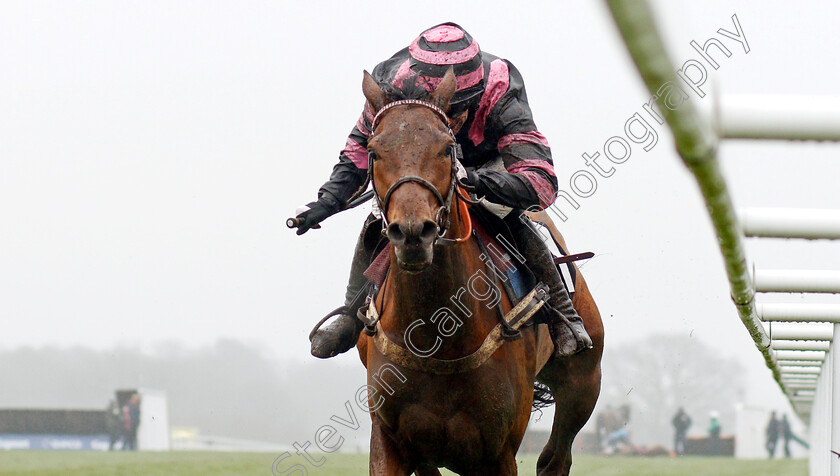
[388,220,438,246]
[387,223,406,243]
[420,221,438,242]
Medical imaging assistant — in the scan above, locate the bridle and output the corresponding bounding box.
[361,99,472,246]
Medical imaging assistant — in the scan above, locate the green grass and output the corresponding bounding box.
[0,451,808,476]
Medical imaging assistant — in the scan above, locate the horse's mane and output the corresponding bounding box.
[381,76,433,103]
[381,75,475,116]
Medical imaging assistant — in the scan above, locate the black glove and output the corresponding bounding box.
[293,201,333,235]
[458,170,481,192]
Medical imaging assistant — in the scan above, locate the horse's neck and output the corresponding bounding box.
[383,210,497,358]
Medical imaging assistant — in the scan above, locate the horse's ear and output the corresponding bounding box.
[362,70,386,113]
[428,67,457,112]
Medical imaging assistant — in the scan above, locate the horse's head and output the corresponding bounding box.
[363,69,468,272]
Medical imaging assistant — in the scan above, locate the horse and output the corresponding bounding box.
[354,68,604,476]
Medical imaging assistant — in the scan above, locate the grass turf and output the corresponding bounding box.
[0,451,807,475]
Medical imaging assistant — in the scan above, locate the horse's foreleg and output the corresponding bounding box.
[535,422,572,476]
[534,272,603,476]
[370,416,412,476]
[536,354,602,476]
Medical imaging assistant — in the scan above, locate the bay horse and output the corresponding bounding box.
[354,68,603,476]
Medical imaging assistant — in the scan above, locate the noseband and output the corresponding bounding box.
[366,99,467,246]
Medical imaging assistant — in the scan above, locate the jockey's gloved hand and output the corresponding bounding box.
[458,170,481,192]
[294,201,333,235]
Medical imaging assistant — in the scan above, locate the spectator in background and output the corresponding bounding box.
[766,411,780,458]
[781,414,809,457]
[708,411,721,455]
[105,399,123,451]
[122,393,141,451]
[672,407,692,456]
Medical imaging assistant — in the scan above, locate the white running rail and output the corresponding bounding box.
[604,2,840,474]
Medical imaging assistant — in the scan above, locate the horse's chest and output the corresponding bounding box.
[370,369,520,461]
[381,401,511,466]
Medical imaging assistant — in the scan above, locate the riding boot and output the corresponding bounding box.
[310,218,378,359]
[508,217,593,358]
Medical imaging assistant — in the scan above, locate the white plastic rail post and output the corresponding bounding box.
[833,323,840,476]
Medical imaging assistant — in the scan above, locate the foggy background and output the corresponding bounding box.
[0,334,744,448]
[1,0,838,458]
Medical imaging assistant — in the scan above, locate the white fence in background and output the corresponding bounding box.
[604,2,840,474]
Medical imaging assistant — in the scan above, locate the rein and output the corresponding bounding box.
[367,99,470,246]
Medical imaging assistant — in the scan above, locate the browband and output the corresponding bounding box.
[370,99,450,132]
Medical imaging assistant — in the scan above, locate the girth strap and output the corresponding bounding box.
[368,284,549,375]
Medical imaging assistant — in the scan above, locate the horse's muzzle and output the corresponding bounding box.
[387,220,437,271]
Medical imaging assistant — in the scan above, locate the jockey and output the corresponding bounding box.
[293,22,592,359]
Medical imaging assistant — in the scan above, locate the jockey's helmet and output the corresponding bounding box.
[407,22,485,112]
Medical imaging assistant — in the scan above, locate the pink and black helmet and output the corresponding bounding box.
[398,23,485,111]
